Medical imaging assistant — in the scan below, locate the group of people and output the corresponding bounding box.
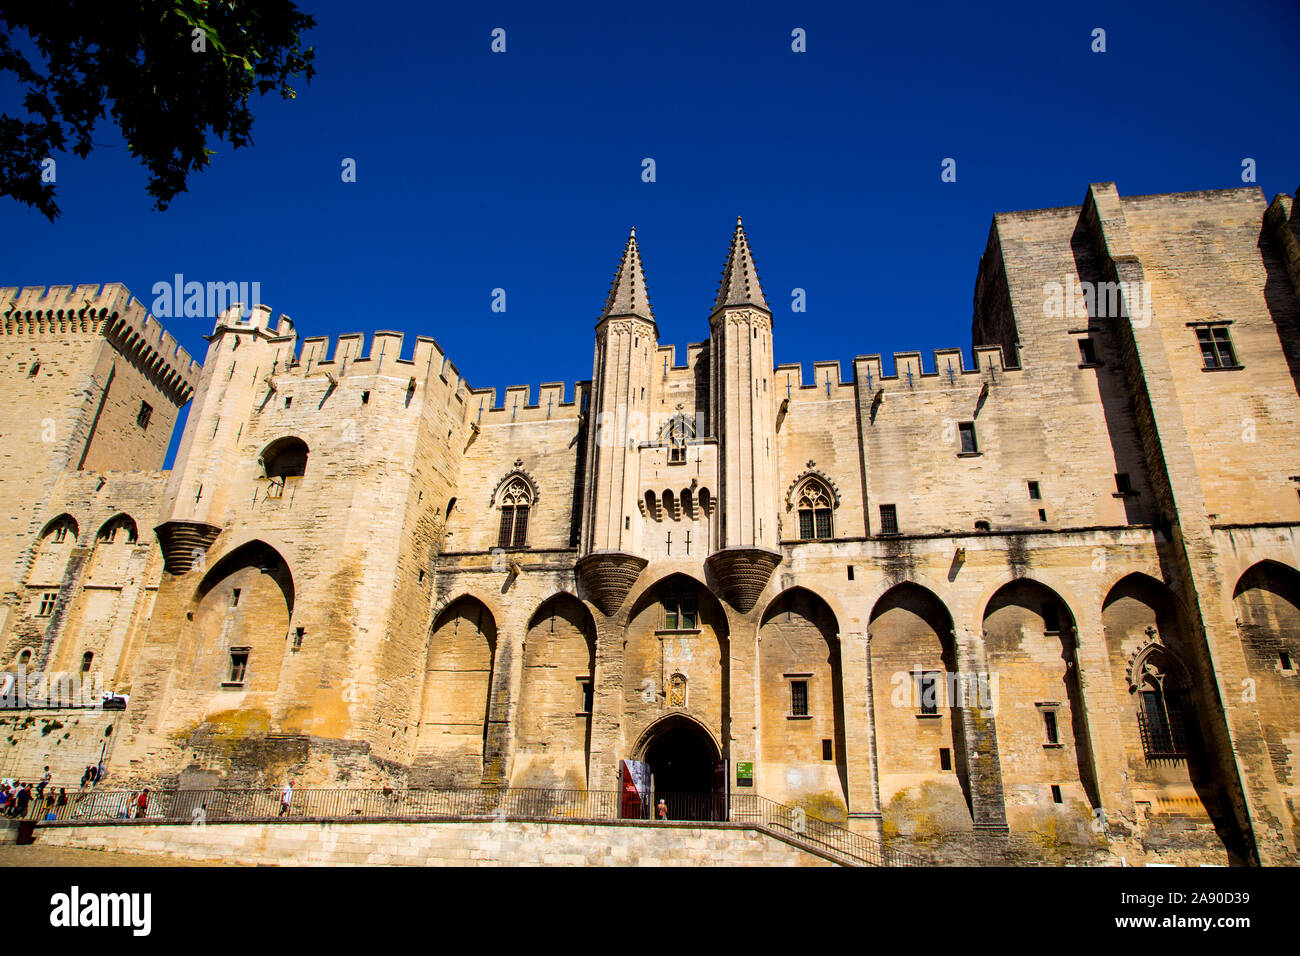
[0,767,295,820]
[0,762,114,820]
[1,766,69,820]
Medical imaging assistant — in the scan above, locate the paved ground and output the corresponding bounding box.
[0,844,247,867]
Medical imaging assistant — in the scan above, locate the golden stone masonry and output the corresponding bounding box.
[3,181,1299,865]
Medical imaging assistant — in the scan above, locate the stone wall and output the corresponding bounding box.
[0,708,123,786]
[36,819,835,867]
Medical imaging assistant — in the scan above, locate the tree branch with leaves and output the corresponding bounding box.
[0,0,316,221]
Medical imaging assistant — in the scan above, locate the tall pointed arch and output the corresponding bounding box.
[416,595,498,786]
[982,578,1099,823]
[869,582,974,835]
[514,593,597,788]
[1102,572,1244,861]
[759,587,849,820]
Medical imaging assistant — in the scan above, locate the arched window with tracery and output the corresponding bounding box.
[497,477,532,549]
[1133,643,1194,760]
[41,515,78,546]
[96,514,138,545]
[795,478,835,540]
[661,414,694,465]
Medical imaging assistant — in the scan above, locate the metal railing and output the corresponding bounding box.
[729,793,922,866]
[10,785,924,866]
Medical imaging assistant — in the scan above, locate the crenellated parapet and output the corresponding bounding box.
[774,360,856,399]
[852,345,1017,394]
[209,307,477,411]
[467,381,589,426]
[1,283,200,405]
[653,340,710,374]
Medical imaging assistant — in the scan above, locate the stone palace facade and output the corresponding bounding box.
[2,181,1299,865]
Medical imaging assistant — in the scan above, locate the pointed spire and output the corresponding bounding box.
[599,226,655,324]
[713,216,770,316]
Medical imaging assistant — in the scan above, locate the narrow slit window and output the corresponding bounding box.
[917,672,940,715]
[1043,709,1059,745]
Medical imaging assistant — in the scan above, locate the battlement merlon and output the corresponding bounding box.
[213,312,471,400]
[774,361,853,394]
[468,381,589,424]
[212,303,295,339]
[653,341,711,372]
[1,283,200,405]
[852,346,1013,390]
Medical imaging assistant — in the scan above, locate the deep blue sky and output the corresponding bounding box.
[4,1,1298,467]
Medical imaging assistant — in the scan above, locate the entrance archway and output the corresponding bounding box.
[635,715,724,821]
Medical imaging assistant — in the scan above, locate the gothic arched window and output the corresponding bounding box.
[96,514,138,545]
[42,514,78,545]
[796,478,834,540]
[497,477,532,549]
[1134,645,1194,760]
[661,414,695,465]
[260,436,309,499]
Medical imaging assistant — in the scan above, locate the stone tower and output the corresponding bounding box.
[0,284,197,640]
[704,219,782,612]
[577,228,658,612]
[154,304,295,573]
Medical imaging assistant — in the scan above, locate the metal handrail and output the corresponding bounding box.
[12,785,924,866]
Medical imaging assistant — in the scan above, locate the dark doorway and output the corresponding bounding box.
[641,717,724,821]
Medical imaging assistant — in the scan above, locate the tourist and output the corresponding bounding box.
[55,787,67,819]
[280,779,294,816]
[135,787,149,819]
[14,783,31,818]
[656,798,668,820]
[35,765,50,798]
